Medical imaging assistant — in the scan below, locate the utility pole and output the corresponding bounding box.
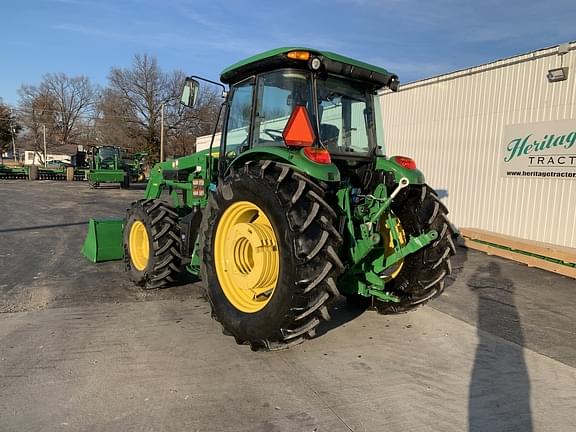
[160,103,165,162]
[43,124,47,167]
[11,128,16,162]
[10,108,16,162]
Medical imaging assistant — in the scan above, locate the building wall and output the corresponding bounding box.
[380,42,576,248]
[22,151,71,166]
[195,133,221,153]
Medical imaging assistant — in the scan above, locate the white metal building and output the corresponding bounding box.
[380,42,576,249]
[195,133,220,153]
[22,151,71,166]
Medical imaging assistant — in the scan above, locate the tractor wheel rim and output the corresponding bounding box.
[129,220,150,271]
[381,214,407,280]
[214,201,280,313]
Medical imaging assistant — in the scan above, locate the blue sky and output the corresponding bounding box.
[1,0,575,105]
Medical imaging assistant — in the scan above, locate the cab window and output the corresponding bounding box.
[252,70,313,147]
[225,78,254,153]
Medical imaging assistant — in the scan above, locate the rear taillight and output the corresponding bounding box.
[303,147,331,164]
[392,155,416,170]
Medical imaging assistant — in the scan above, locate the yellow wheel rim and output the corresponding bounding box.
[129,220,150,271]
[381,214,407,280]
[214,201,280,313]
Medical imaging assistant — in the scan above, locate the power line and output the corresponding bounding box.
[0,106,168,121]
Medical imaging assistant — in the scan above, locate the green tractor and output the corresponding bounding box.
[84,47,456,350]
[86,145,130,189]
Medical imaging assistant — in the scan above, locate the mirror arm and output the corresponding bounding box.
[186,75,227,94]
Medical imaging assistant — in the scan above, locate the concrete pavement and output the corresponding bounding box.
[1,180,575,431]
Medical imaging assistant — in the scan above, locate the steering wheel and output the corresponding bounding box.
[263,129,284,142]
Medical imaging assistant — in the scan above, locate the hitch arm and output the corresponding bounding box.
[376,229,438,271]
[369,177,409,225]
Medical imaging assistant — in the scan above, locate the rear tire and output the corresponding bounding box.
[375,184,456,314]
[200,160,343,351]
[123,199,183,289]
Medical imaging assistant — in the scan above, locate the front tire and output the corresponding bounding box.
[123,199,182,289]
[200,160,343,351]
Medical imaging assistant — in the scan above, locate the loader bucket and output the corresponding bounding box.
[82,218,125,263]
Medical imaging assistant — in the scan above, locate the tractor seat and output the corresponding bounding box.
[320,124,340,152]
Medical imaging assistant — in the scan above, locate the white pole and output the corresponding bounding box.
[10,109,16,162]
[11,129,16,162]
[43,124,47,167]
[160,103,164,162]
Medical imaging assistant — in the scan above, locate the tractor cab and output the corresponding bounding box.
[86,145,130,189]
[93,146,120,168]
[182,48,399,173]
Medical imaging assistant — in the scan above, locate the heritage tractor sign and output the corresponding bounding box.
[501,119,576,179]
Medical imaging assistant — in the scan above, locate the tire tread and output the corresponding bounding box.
[200,161,343,351]
[124,199,182,289]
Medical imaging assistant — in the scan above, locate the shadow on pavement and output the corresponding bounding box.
[468,262,533,432]
[127,183,148,190]
[169,270,201,288]
[315,296,366,337]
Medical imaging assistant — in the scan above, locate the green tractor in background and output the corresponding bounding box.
[84,48,456,351]
[87,145,130,189]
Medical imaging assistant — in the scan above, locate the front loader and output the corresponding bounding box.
[83,47,456,351]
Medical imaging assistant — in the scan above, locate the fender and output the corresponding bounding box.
[226,146,341,183]
[375,156,425,185]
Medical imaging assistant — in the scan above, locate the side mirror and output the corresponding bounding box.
[181,77,200,107]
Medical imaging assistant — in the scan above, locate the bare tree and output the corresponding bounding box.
[40,73,98,146]
[18,74,98,153]
[107,54,172,156]
[0,100,21,159]
[106,53,222,159]
[17,85,59,156]
[96,88,144,150]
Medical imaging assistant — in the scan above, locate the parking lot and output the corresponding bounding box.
[1,180,575,432]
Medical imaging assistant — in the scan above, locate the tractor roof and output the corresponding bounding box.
[220,47,398,90]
